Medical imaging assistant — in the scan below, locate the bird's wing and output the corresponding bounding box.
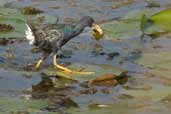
[44,26,64,43]
[26,18,48,45]
[25,19,36,45]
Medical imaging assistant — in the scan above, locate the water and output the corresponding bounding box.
[0,0,171,114]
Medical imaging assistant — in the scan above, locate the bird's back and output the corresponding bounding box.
[26,20,66,51]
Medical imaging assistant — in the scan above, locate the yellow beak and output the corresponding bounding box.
[91,23,104,40]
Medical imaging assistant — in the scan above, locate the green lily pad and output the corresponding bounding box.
[140,9,171,36]
[0,0,14,7]
[136,52,171,68]
[121,84,171,101]
[0,7,26,38]
[121,51,171,101]
[43,63,124,81]
[136,52,171,78]
[0,7,57,39]
[150,68,171,79]
[150,9,171,31]
[100,8,161,39]
[123,8,158,20]
[122,8,171,36]
[0,98,48,114]
[101,19,140,39]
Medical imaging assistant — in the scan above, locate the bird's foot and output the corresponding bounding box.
[54,64,94,75]
[53,54,94,75]
[24,63,38,71]
[24,59,43,71]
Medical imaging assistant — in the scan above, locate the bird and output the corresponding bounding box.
[25,16,104,75]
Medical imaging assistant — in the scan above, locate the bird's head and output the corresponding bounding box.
[81,16,104,40]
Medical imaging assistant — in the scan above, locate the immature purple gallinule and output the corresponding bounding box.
[25,16,103,74]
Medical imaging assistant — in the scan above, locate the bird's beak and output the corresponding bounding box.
[91,23,104,40]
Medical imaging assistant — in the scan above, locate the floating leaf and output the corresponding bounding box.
[0,7,26,38]
[101,19,140,39]
[123,8,158,20]
[140,14,153,35]
[121,84,171,101]
[0,98,48,114]
[136,52,171,68]
[43,63,124,81]
[101,8,165,39]
[0,7,57,39]
[150,9,171,31]
[140,9,171,36]
[145,0,160,8]
[136,52,171,78]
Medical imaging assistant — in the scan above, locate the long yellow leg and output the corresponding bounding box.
[34,52,50,70]
[35,59,43,69]
[53,54,94,75]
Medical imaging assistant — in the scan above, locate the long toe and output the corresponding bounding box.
[54,64,95,75]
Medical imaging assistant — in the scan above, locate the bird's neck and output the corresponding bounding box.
[64,22,87,39]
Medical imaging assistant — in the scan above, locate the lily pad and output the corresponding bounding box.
[101,19,140,39]
[0,98,48,114]
[0,0,15,7]
[150,9,171,31]
[0,7,57,39]
[0,7,26,38]
[122,8,171,36]
[121,84,171,101]
[43,63,124,81]
[100,8,162,39]
[150,68,171,79]
[136,52,171,78]
[123,8,158,20]
[136,52,171,67]
[140,9,171,36]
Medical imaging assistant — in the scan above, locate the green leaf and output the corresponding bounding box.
[43,63,124,81]
[140,14,153,35]
[101,19,140,39]
[0,7,57,39]
[123,8,157,20]
[136,52,171,78]
[121,51,171,101]
[0,98,48,114]
[150,9,171,25]
[100,8,161,40]
[140,9,171,36]
[150,9,171,31]
[121,84,171,101]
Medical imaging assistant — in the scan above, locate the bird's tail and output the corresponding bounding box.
[25,19,36,45]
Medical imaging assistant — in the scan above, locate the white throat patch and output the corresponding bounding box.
[25,24,35,45]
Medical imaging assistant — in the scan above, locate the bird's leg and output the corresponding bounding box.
[34,52,50,70]
[35,59,43,69]
[53,53,94,75]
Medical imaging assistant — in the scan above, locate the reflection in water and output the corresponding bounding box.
[31,76,78,112]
